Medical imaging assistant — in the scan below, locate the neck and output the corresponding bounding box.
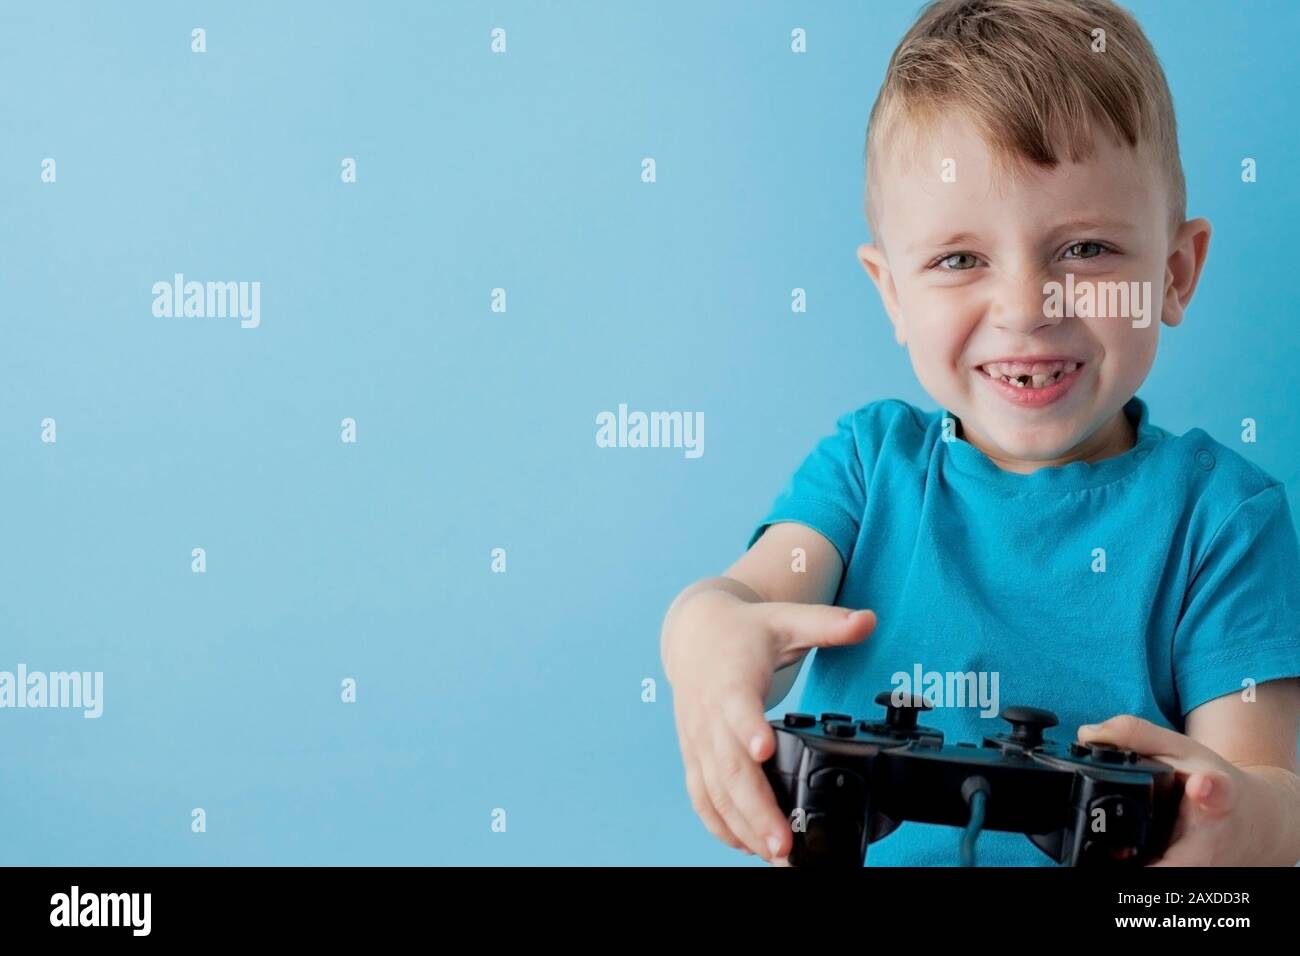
[962,408,1137,475]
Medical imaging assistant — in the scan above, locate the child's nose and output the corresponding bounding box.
[989,271,1060,334]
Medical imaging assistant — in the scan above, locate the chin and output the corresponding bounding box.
[983,426,1082,463]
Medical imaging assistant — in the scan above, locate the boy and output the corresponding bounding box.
[660,0,1300,866]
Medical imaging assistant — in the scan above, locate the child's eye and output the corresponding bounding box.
[932,252,980,271]
[1061,241,1110,260]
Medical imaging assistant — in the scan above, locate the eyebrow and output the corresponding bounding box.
[909,218,1136,255]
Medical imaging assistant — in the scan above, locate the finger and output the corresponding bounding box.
[1148,835,1211,866]
[1148,839,1211,866]
[705,720,778,858]
[1183,770,1237,816]
[720,686,776,764]
[676,704,750,854]
[684,758,748,853]
[701,725,768,857]
[767,604,877,652]
[718,694,792,859]
[1146,806,1201,867]
[1076,714,1206,761]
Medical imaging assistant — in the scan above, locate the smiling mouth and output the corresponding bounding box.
[978,360,1082,389]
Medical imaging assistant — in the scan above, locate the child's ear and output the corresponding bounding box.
[1161,218,1211,328]
[857,242,906,345]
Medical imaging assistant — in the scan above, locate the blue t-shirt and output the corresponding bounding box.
[749,395,1300,866]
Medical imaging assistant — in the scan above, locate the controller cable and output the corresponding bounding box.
[960,776,992,867]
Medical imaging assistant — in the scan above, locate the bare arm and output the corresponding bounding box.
[1079,677,1300,865]
[1186,677,1300,863]
[662,522,845,709]
[660,521,872,862]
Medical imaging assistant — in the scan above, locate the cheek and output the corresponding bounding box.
[902,290,981,367]
[892,283,986,405]
[1121,332,1159,389]
[1092,321,1158,380]
[902,318,977,403]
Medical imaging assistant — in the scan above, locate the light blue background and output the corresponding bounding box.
[1,0,1296,865]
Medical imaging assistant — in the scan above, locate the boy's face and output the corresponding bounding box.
[858,113,1209,472]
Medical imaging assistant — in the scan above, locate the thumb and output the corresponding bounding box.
[767,603,877,652]
[1077,714,1202,762]
[1183,770,1237,816]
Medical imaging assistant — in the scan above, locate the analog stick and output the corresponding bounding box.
[873,690,934,732]
[1000,705,1058,748]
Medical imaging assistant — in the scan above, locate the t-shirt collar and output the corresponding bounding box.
[939,395,1163,491]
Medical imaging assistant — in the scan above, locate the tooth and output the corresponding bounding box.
[1031,373,1049,387]
[1064,362,1078,373]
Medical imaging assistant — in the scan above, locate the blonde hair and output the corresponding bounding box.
[865,0,1185,240]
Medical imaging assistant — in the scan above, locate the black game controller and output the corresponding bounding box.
[762,691,1183,866]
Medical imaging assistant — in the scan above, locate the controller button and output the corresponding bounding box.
[1088,795,1139,829]
[1090,796,1115,815]
[1000,705,1059,748]
[873,690,933,711]
[783,713,817,728]
[1089,743,1127,764]
[820,712,852,723]
[872,690,933,732]
[809,768,864,800]
[1069,742,1089,757]
[825,720,857,738]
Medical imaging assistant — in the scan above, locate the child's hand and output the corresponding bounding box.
[666,595,877,863]
[1077,715,1249,865]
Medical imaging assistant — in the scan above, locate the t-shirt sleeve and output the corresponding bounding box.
[746,409,868,568]
[1173,483,1300,716]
